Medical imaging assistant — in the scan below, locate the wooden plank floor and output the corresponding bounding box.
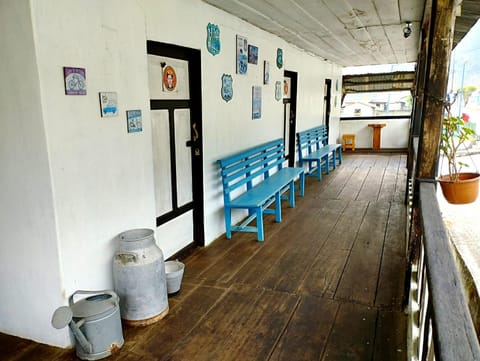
[1,153,408,361]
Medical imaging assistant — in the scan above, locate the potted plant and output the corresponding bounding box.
[438,101,480,204]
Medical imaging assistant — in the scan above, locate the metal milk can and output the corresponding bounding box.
[112,228,169,326]
[51,290,124,360]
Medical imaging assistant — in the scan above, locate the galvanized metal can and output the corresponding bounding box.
[112,228,169,326]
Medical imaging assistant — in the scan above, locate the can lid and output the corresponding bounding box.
[70,293,117,319]
[118,228,154,242]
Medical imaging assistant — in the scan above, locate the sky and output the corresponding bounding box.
[449,19,480,91]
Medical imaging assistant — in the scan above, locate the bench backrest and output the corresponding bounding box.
[297,125,328,160]
[217,139,286,202]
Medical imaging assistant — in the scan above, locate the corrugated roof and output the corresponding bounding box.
[342,71,415,93]
[454,0,480,48]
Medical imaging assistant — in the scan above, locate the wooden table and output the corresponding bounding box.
[368,123,386,151]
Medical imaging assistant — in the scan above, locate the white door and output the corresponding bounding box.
[147,43,203,258]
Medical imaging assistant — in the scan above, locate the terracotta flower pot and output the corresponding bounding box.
[438,172,480,204]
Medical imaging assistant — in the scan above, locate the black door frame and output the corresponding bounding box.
[146,40,204,248]
[324,79,332,140]
[284,70,298,167]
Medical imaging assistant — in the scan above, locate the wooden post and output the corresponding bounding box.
[405,0,432,205]
[416,0,460,181]
[412,0,432,138]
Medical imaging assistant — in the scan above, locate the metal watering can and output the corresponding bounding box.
[52,290,124,360]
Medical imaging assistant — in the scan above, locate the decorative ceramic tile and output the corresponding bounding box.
[163,65,177,92]
[264,61,270,84]
[99,92,118,117]
[248,45,258,64]
[126,110,142,133]
[276,48,283,69]
[252,86,262,119]
[236,35,248,74]
[206,23,220,56]
[64,67,86,95]
[221,74,233,102]
[275,81,282,101]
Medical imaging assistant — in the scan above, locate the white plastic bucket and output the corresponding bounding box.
[165,260,185,295]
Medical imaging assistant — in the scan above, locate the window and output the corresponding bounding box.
[341,63,415,119]
[341,91,412,118]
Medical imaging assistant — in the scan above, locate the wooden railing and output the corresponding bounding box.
[407,180,480,360]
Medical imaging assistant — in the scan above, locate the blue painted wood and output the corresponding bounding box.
[217,138,305,241]
[297,125,342,181]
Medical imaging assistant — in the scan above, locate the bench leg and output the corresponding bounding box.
[256,207,264,241]
[316,160,322,181]
[324,156,330,174]
[299,172,305,197]
[288,182,295,208]
[332,151,337,170]
[275,192,282,222]
[225,207,232,239]
[338,148,343,164]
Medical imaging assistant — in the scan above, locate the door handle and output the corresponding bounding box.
[192,123,199,142]
[186,123,199,147]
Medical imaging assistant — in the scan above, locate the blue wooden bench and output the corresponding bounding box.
[297,125,342,181]
[217,139,305,241]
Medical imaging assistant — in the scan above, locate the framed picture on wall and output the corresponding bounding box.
[236,35,248,74]
[126,110,142,133]
[252,86,262,119]
[99,92,118,117]
[248,45,258,64]
[63,67,86,95]
[264,61,270,84]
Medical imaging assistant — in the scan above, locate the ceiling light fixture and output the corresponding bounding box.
[403,22,412,38]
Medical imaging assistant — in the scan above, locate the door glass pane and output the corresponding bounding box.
[175,109,193,206]
[284,102,291,157]
[155,211,193,258]
[283,76,291,99]
[147,55,190,100]
[151,109,172,216]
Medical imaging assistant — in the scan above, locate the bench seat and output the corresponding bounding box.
[229,167,304,208]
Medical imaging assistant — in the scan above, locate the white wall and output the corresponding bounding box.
[0,0,342,347]
[32,0,156,299]
[339,119,410,149]
[141,0,342,243]
[0,0,69,346]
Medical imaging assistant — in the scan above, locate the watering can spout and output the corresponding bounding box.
[51,306,93,354]
[69,319,93,354]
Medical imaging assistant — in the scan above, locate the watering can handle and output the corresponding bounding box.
[69,290,119,307]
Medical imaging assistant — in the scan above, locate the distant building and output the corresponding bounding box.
[369,100,408,112]
[470,90,480,106]
[341,102,376,117]
[341,92,412,118]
